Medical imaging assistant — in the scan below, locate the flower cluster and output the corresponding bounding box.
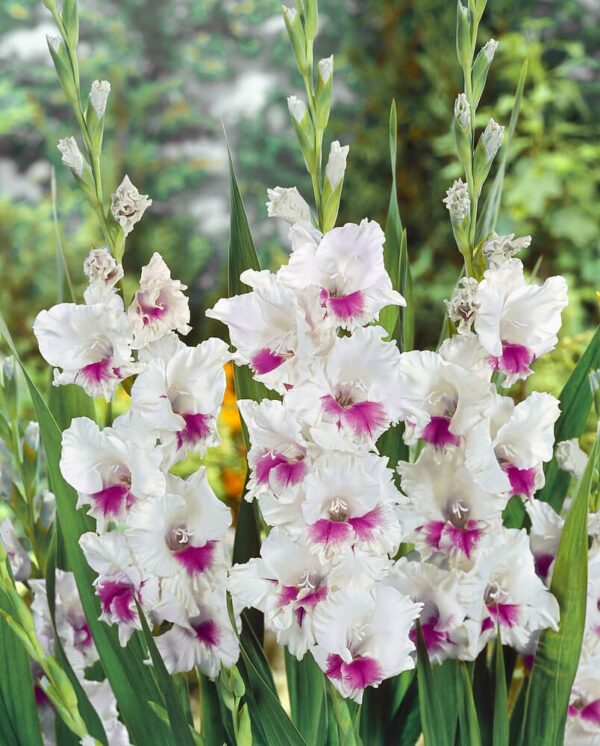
[33,247,240,681]
[212,218,569,701]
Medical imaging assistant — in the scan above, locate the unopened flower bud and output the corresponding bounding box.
[325,141,349,190]
[24,421,40,452]
[443,179,470,223]
[483,233,531,267]
[90,80,111,118]
[555,439,588,481]
[483,39,498,62]
[287,95,306,124]
[482,119,504,162]
[57,137,84,178]
[46,35,62,53]
[281,4,297,23]
[454,93,470,129]
[444,277,480,334]
[266,187,310,224]
[1,356,15,383]
[318,56,334,85]
[110,175,152,236]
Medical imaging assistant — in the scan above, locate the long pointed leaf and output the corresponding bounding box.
[518,436,599,745]
[493,638,509,746]
[285,651,327,745]
[416,625,453,746]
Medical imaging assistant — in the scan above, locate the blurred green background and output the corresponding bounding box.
[1,0,598,369]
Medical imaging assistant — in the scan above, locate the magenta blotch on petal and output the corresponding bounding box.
[173,541,216,575]
[422,416,460,448]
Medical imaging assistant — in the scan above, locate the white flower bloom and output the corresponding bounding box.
[125,469,231,585]
[312,584,421,702]
[483,38,498,62]
[110,175,152,236]
[287,95,306,123]
[525,499,563,581]
[237,398,310,501]
[325,140,349,190]
[60,417,165,528]
[90,80,111,118]
[128,334,229,462]
[207,270,324,393]
[566,660,600,744]
[395,349,491,448]
[454,93,470,128]
[482,233,531,268]
[284,326,404,450]
[30,570,98,673]
[0,518,31,581]
[438,333,493,381]
[155,590,239,679]
[278,219,405,330]
[474,259,568,385]
[83,247,124,305]
[300,451,403,556]
[318,55,334,84]
[128,252,191,348]
[443,179,470,222]
[81,679,131,746]
[266,186,311,224]
[444,276,480,334]
[556,438,588,480]
[388,558,479,664]
[57,136,84,178]
[398,446,507,562]
[467,529,560,654]
[481,119,504,161]
[33,299,141,400]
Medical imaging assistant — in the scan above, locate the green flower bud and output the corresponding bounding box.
[456,2,472,73]
[472,39,498,107]
[473,118,504,193]
[282,5,308,75]
[304,0,318,41]
[315,55,333,131]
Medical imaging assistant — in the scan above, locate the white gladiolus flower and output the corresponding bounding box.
[57,136,84,177]
[60,417,165,527]
[312,584,421,702]
[33,298,142,399]
[481,119,505,161]
[128,252,191,348]
[474,259,568,386]
[287,95,306,123]
[318,55,334,84]
[555,438,588,480]
[444,276,480,334]
[398,446,507,562]
[110,175,152,236]
[128,334,230,462]
[438,333,493,381]
[0,519,31,581]
[566,660,600,744]
[325,140,349,190]
[443,178,470,222]
[279,218,405,330]
[83,247,124,304]
[454,92,470,128]
[155,590,240,679]
[81,679,132,746]
[525,499,563,581]
[266,186,311,224]
[90,80,111,117]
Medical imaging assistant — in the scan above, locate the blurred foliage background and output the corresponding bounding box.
[0,0,599,493]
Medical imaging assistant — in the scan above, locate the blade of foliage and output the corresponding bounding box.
[518,435,599,746]
[492,638,509,746]
[137,602,197,746]
[46,527,108,744]
[476,60,528,242]
[360,671,416,746]
[456,662,481,746]
[285,650,327,745]
[328,683,361,746]
[198,673,233,746]
[0,315,175,746]
[0,584,43,746]
[148,702,205,746]
[415,625,453,746]
[48,381,96,431]
[381,99,403,339]
[537,325,600,511]
[508,677,528,746]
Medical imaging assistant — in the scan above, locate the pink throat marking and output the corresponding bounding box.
[251,348,288,375]
[409,618,450,654]
[97,580,136,623]
[490,342,534,379]
[486,602,520,628]
[325,654,382,693]
[308,519,353,548]
[80,357,116,385]
[321,395,387,438]
[324,290,366,322]
[505,464,537,498]
[137,292,168,326]
[173,541,216,575]
[192,619,220,648]
[255,451,307,489]
[569,699,600,725]
[91,483,135,517]
[423,519,482,558]
[176,412,212,449]
[422,416,460,448]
